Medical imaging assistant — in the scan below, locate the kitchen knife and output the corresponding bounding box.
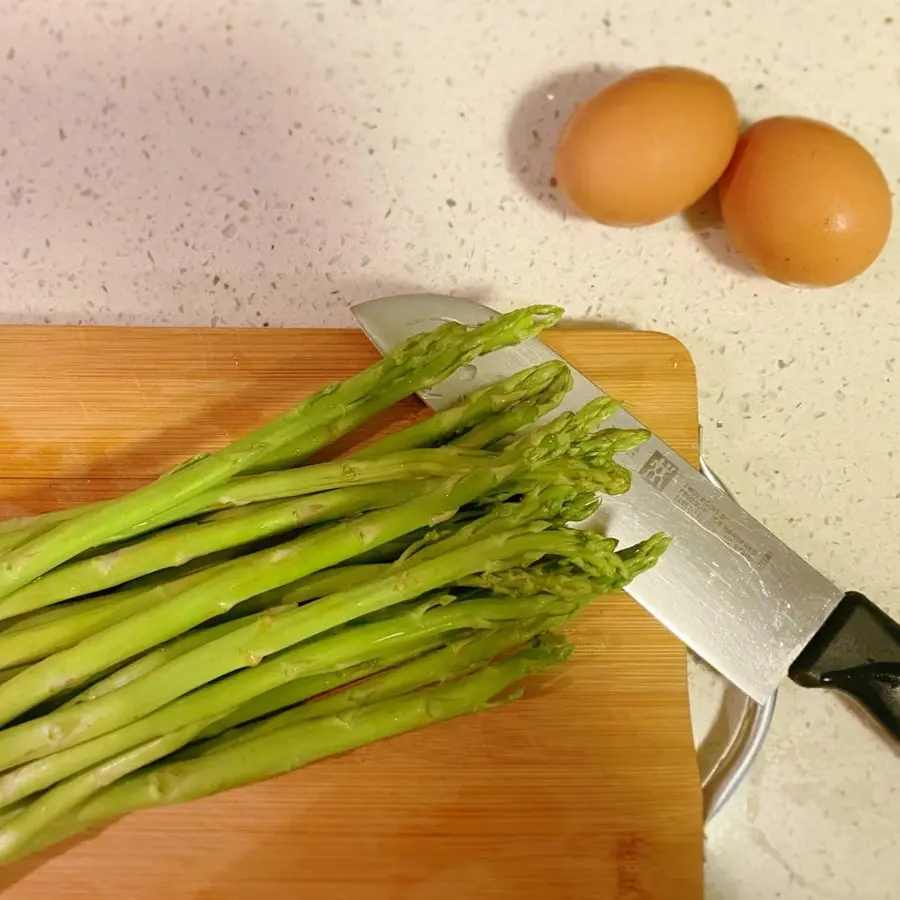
[352,294,900,740]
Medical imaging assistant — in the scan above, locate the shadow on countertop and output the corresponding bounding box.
[505,64,627,220]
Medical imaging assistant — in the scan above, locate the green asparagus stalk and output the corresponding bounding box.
[312,453,626,574]
[0,667,26,688]
[272,361,569,469]
[177,642,451,760]
[5,636,570,863]
[0,477,452,621]
[0,364,568,558]
[0,514,46,539]
[0,499,116,556]
[192,617,565,755]
[0,334,570,560]
[0,549,262,667]
[0,583,179,669]
[462,532,671,598]
[0,635,427,809]
[187,592,573,749]
[348,478,586,568]
[0,306,562,602]
[0,717,219,863]
[0,522,654,771]
[401,483,594,564]
[0,591,567,807]
[449,368,581,450]
[67,562,433,710]
[278,564,390,606]
[0,520,59,557]
[0,415,572,729]
[239,306,563,473]
[500,457,633,501]
[459,564,611,599]
[0,591,125,637]
[0,543,244,631]
[352,362,570,459]
[577,427,651,460]
[63,614,272,708]
[350,459,617,566]
[103,448,488,545]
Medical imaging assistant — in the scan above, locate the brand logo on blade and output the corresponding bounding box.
[639,451,774,573]
[638,451,679,491]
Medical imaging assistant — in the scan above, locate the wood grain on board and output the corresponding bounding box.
[0,326,703,899]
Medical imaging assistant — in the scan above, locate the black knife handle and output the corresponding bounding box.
[789,592,900,739]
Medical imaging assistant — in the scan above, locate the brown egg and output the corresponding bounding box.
[718,116,893,286]
[554,66,739,226]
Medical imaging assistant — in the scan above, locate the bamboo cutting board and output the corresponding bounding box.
[0,326,703,900]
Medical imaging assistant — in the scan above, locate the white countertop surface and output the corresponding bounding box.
[2,0,898,896]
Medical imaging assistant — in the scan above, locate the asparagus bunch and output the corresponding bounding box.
[0,305,670,865]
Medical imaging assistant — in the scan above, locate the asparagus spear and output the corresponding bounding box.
[0,306,562,602]
[0,520,656,771]
[63,528,632,703]
[0,717,219,863]
[0,371,530,558]
[499,457,633,502]
[0,476,453,621]
[401,482,597,565]
[577,426,651,459]
[0,542,267,667]
[105,440,612,538]
[178,642,449,757]
[103,448,488,545]
[0,515,46,540]
[330,451,629,572]
[0,591,125,638]
[257,363,564,470]
[447,369,584,451]
[5,636,570,863]
[462,532,671,598]
[0,582,179,669]
[65,561,466,709]
[192,616,566,755]
[348,468,601,568]
[0,337,569,558]
[278,563,390,606]
[0,411,577,729]
[63,613,271,708]
[276,485,603,614]
[238,306,563,473]
[0,519,60,557]
[186,593,573,747]
[0,423,620,580]
[351,362,570,459]
[0,591,568,806]
[0,667,26,688]
[0,498,117,556]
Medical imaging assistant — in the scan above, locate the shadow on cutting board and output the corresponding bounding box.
[0,825,116,893]
[0,328,422,521]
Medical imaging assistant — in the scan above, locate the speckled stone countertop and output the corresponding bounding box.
[2,0,898,896]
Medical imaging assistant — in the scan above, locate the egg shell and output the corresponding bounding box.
[718,116,893,286]
[554,66,740,226]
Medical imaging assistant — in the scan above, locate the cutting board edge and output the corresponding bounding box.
[0,321,699,356]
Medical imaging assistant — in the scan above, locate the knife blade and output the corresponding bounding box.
[353,294,900,739]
